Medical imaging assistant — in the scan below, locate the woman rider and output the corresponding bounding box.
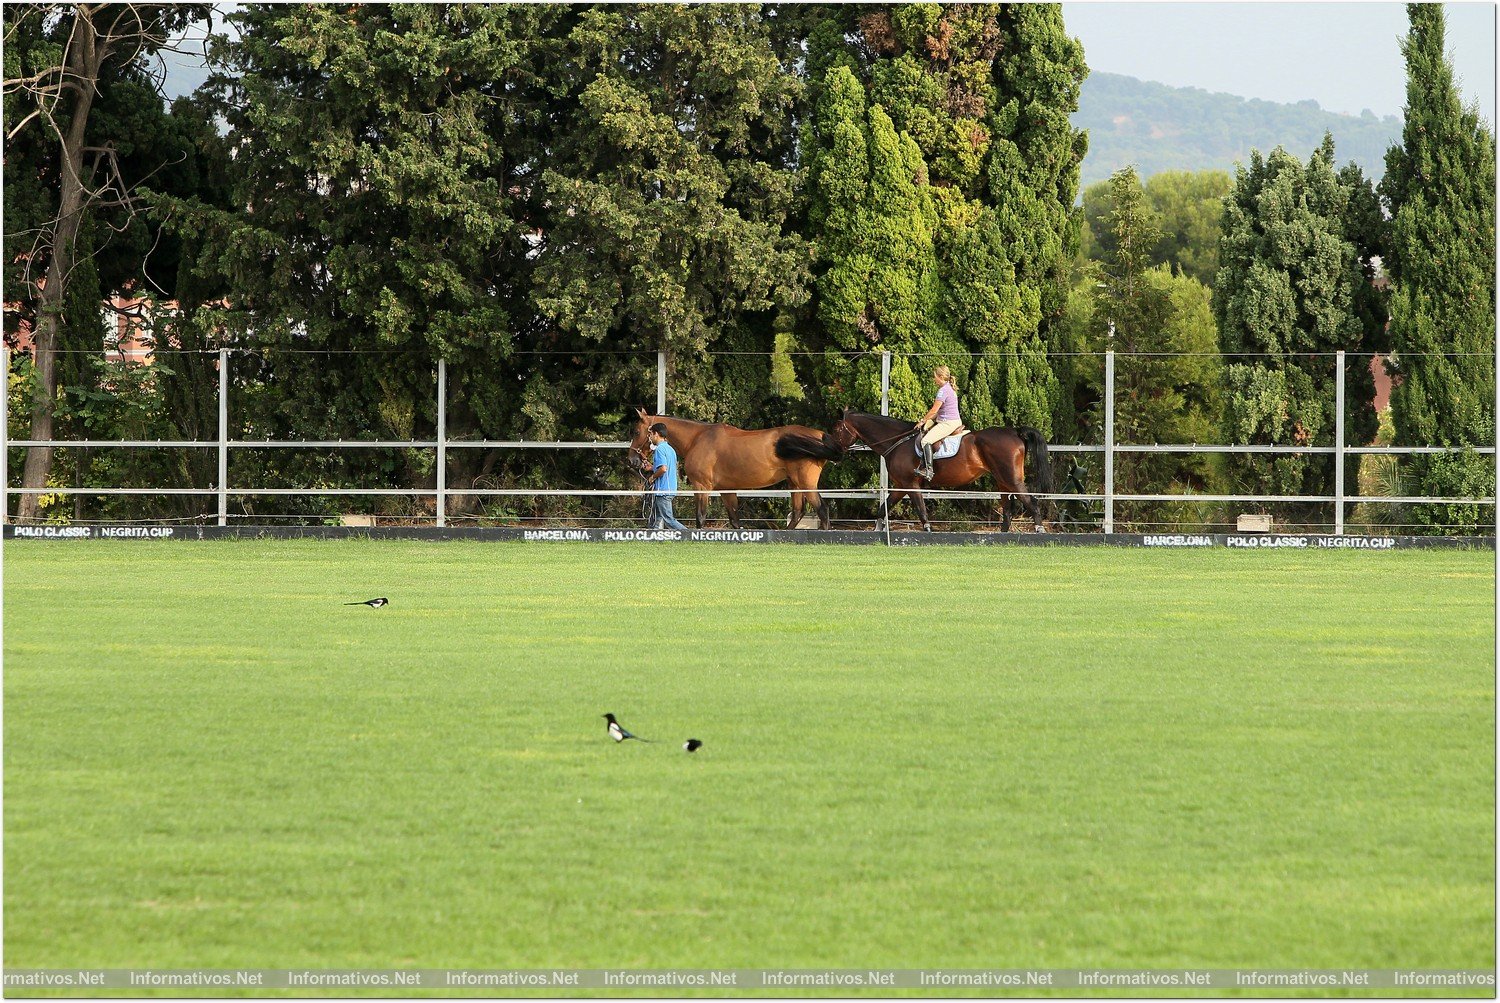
[915,364,961,480]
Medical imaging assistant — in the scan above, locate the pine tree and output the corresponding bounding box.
[1380,3,1496,532]
[1095,168,1223,523]
[161,4,570,519]
[1080,169,1233,288]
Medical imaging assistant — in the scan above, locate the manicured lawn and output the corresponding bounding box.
[3,541,1493,989]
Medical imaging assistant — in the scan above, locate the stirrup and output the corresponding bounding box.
[917,444,934,480]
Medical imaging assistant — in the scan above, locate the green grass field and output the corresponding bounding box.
[3,541,1494,991]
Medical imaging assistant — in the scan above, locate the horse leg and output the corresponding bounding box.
[795,479,829,530]
[1020,490,1045,532]
[1011,450,1045,532]
[695,489,708,529]
[787,486,804,530]
[886,490,908,526]
[914,491,932,532]
[722,492,739,530]
[974,435,1024,533]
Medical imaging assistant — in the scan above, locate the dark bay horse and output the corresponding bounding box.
[830,409,1053,532]
[629,408,844,529]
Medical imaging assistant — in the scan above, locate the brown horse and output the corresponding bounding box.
[830,409,1053,532]
[629,408,844,529]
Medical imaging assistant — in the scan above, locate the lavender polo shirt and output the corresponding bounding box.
[935,382,960,422]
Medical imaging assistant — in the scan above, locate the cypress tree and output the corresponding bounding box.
[985,3,1087,435]
[806,64,946,417]
[801,4,1085,436]
[1380,3,1496,532]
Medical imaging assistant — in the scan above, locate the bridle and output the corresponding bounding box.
[836,416,920,457]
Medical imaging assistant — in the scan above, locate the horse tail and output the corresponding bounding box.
[1019,427,1053,495]
[775,432,844,462]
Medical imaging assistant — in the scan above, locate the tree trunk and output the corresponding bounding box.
[17,9,105,522]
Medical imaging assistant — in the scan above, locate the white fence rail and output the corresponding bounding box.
[3,349,1494,533]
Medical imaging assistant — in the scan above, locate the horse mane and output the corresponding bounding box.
[846,411,912,433]
[649,414,714,428]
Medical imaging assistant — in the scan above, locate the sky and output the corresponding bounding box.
[164,3,1497,126]
[1062,2,1496,124]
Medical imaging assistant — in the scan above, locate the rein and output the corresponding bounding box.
[842,420,921,457]
[628,445,655,520]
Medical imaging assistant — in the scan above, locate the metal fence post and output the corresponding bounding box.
[218,348,228,526]
[1335,350,1345,535]
[2,345,8,525]
[1104,350,1114,535]
[436,358,447,528]
[657,350,667,415]
[880,351,891,537]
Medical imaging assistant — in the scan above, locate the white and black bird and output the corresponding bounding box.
[683,739,703,753]
[345,597,389,607]
[603,713,650,743]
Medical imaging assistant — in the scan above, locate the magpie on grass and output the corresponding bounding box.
[345,598,389,607]
[683,739,703,753]
[603,713,651,743]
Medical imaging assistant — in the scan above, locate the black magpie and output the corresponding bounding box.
[603,713,650,743]
[345,598,389,607]
[683,739,703,753]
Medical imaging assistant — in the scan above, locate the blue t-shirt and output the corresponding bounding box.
[651,441,679,496]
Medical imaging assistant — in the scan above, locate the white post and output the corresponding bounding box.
[1,345,8,525]
[1335,350,1345,536]
[436,359,446,528]
[656,350,666,415]
[1104,350,1114,535]
[218,348,228,526]
[879,351,891,535]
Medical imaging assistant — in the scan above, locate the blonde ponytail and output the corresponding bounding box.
[934,364,955,386]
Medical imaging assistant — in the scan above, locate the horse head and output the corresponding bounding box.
[626,407,656,476]
[627,407,654,452]
[830,407,861,451]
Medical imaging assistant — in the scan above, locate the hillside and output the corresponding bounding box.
[1074,71,1403,187]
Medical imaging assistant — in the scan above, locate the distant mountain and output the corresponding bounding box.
[1073,71,1403,189]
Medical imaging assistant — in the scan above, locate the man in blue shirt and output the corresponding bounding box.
[646,423,688,532]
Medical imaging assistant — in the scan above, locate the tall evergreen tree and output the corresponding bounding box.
[805,63,946,417]
[1380,3,1496,531]
[161,4,566,518]
[1215,137,1387,519]
[800,4,1085,436]
[532,4,807,427]
[986,3,1087,435]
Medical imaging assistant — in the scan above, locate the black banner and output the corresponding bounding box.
[3,525,1491,549]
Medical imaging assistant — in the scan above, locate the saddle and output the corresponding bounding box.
[915,427,969,460]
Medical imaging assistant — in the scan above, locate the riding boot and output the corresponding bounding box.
[917,443,935,481]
